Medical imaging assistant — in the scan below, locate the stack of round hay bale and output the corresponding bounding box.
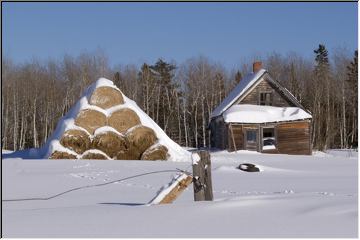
[50,86,169,160]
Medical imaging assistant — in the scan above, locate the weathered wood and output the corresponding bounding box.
[225,121,311,155]
[192,152,205,201]
[199,151,213,201]
[276,121,311,155]
[238,77,294,107]
[149,173,193,205]
[229,124,237,152]
[228,124,243,152]
[192,150,213,201]
[158,175,193,204]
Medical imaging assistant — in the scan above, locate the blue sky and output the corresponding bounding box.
[3,2,358,69]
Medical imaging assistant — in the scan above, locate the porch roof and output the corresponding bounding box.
[223,104,312,124]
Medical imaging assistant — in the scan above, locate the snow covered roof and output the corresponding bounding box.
[211,69,267,118]
[223,104,312,124]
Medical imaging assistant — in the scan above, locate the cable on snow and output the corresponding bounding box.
[3,169,192,202]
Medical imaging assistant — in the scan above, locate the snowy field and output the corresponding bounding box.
[2,150,358,237]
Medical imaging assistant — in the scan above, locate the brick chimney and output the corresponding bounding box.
[253,61,262,73]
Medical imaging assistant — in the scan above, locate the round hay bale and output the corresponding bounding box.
[74,109,107,135]
[92,131,128,158]
[126,126,157,154]
[108,108,141,133]
[81,150,109,160]
[89,86,124,109]
[49,151,77,159]
[60,129,91,154]
[115,144,142,160]
[141,145,168,161]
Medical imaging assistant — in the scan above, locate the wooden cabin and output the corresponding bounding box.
[209,62,312,155]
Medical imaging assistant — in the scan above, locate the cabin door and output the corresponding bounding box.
[245,129,258,151]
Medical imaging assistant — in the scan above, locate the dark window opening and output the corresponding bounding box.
[262,127,276,150]
[260,92,272,106]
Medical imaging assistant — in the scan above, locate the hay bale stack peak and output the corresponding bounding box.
[45,78,190,161]
[89,86,124,109]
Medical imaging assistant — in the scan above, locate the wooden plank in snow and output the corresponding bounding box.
[148,173,193,205]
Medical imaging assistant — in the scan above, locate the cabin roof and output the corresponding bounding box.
[210,69,267,118]
[223,104,312,124]
[210,68,307,119]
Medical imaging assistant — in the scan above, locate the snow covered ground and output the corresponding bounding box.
[2,150,358,237]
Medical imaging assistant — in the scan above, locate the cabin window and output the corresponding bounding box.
[260,92,272,106]
[262,127,276,150]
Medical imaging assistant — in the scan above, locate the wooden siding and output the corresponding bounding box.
[238,77,295,107]
[276,121,311,155]
[228,124,244,152]
[225,121,312,155]
[228,124,261,152]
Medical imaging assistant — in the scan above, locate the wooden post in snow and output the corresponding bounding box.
[192,150,213,201]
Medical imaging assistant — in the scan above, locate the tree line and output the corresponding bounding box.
[1,45,358,152]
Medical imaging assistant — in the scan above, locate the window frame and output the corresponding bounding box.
[261,126,277,150]
[259,91,273,106]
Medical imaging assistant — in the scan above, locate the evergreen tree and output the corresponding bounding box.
[150,59,178,135]
[314,44,330,75]
[228,70,242,92]
[313,44,332,150]
[234,71,242,84]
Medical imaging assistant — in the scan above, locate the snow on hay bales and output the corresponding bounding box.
[45,78,191,161]
[108,108,141,133]
[60,129,91,154]
[50,151,77,159]
[141,145,168,161]
[74,109,107,135]
[81,149,110,160]
[126,126,157,154]
[89,86,124,109]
